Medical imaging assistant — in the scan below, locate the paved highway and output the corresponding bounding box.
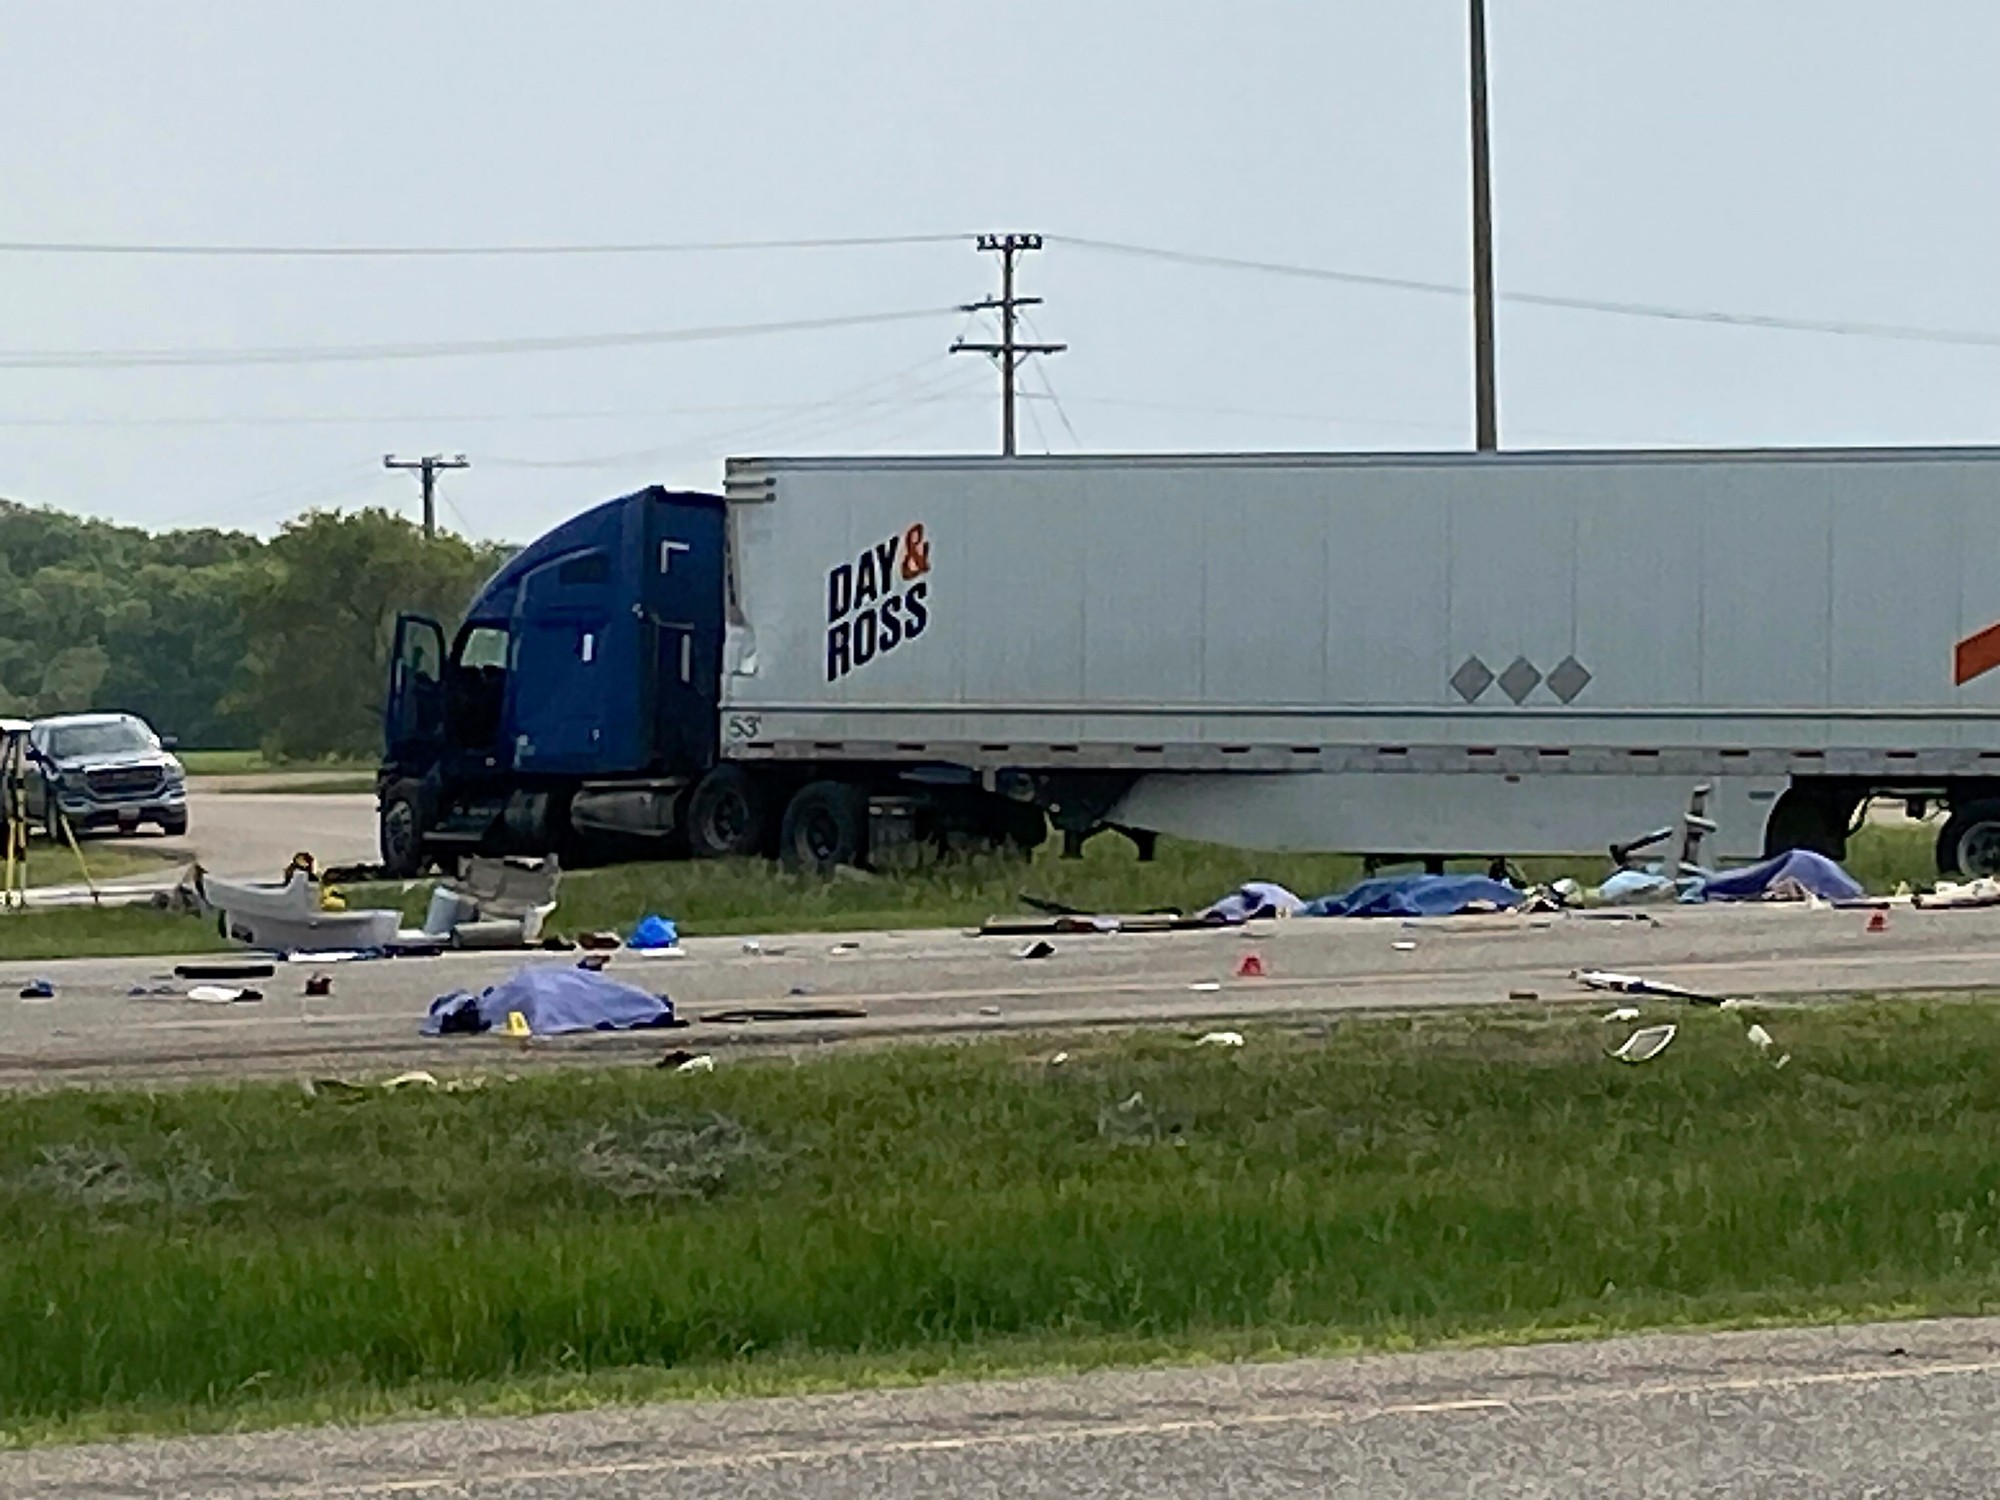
[7,1317,1997,1497]
[6,898,2000,1087]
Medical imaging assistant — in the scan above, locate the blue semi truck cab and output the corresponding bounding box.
[379,486,729,874]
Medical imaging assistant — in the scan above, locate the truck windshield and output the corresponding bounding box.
[46,720,153,759]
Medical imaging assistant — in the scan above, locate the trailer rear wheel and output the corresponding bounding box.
[1937,800,2000,877]
[1762,789,1848,862]
[685,766,769,860]
[779,781,869,873]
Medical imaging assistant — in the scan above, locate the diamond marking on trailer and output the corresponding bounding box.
[1451,656,1496,703]
[1498,656,1543,704]
[1546,656,1592,704]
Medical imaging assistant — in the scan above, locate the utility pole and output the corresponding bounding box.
[951,233,1065,456]
[1469,0,1499,451]
[383,453,468,539]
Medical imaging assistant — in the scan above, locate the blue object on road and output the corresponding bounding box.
[1694,849,1864,903]
[1300,874,1524,919]
[627,913,679,950]
[423,964,675,1036]
[1200,882,1304,924]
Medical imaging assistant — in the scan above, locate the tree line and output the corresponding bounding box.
[0,501,510,758]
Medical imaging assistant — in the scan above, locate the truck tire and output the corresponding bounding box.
[779,781,868,873]
[1762,790,1848,861]
[379,780,429,878]
[1005,801,1049,854]
[158,810,188,838]
[1936,799,2000,877]
[685,766,769,860]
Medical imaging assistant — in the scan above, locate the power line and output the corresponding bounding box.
[951,233,1066,456]
[0,306,956,370]
[0,232,969,258]
[1050,235,2000,349]
[384,453,469,540]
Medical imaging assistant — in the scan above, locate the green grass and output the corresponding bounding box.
[0,905,227,962]
[5,1000,2000,1444]
[178,750,368,777]
[12,838,184,890]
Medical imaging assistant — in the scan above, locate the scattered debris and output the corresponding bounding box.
[1235,953,1267,978]
[787,984,818,997]
[1572,970,1724,1005]
[1917,878,2000,910]
[1745,1023,1774,1053]
[1195,1030,1245,1048]
[673,1053,716,1074]
[1188,981,1222,993]
[18,977,54,1000]
[577,953,611,972]
[174,962,275,981]
[303,973,333,997]
[1391,940,1418,952]
[1608,1023,1677,1064]
[303,1072,482,1098]
[194,863,403,954]
[740,939,764,955]
[1015,939,1056,960]
[979,1004,1003,1017]
[1601,1006,1642,1023]
[1508,988,1540,1001]
[187,985,262,1004]
[828,940,862,955]
[700,1006,867,1024]
[380,1070,439,1091]
[126,983,177,998]
[1049,1051,1070,1066]
[578,930,622,950]
[628,914,679,951]
[1572,911,1659,924]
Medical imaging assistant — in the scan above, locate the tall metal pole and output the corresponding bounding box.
[1469,0,1498,451]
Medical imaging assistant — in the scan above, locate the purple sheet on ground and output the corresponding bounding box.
[423,965,675,1036]
[1696,849,1863,903]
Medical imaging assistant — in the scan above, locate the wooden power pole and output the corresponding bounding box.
[383,453,469,539]
[952,234,1065,456]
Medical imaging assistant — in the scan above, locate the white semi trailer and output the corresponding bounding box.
[710,447,2000,874]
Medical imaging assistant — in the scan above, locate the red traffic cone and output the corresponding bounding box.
[1866,910,1888,934]
[1236,953,1267,978]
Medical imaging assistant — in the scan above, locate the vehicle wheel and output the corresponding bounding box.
[684,766,770,860]
[778,780,868,873]
[1762,789,1848,861]
[379,780,429,878]
[1936,799,2000,877]
[158,812,189,838]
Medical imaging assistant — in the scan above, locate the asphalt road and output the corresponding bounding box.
[7,898,2000,1087]
[156,788,379,878]
[8,1317,1999,1497]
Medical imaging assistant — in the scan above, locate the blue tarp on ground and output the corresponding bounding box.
[1299,873,1525,919]
[422,965,676,1036]
[1694,849,1864,903]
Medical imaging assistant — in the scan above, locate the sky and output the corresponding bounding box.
[1,0,1996,543]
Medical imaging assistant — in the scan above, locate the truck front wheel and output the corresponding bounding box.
[379,781,429,877]
[779,781,868,873]
[685,766,769,860]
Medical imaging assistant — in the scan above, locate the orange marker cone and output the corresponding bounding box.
[1866,910,1888,934]
[1236,953,1267,978]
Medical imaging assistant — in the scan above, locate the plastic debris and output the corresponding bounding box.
[1508,988,1541,1000]
[1235,953,1267,978]
[18,977,55,1000]
[188,985,262,1004]
[1016,939,1056,960]
[1745,1023,1774,1052]
[674,1053,716,1074]
[1049,1051,1070,1066]
[175,962,276,980]
[303,973,333,997]
[1196,1030,1246,1048]
[829,940,862,955]
[578,931,622,950]
[577,953,611,972]
[381,1070,439,1091]
[979,1004,1002,1017]
[1609,1023,1677,1063]
[1188,981,1222,993]
[1602,1006,1642,1023]
[628,914,680,951]
[1572,970,1723,1005]
[1391,940,1418,952]
[740,939,764,955]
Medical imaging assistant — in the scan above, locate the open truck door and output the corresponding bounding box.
[385,614,447,766]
